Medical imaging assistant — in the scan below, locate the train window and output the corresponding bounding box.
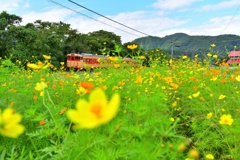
[75,56,81,61]
[71,57,74,60]
[85,58,89,62]
[80,57,83,60]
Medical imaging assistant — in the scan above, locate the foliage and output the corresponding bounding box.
[0,12,125,69]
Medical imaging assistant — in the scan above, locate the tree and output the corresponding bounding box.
[0,11,22,30]
[87,30,122,55]
[0,11,22,57]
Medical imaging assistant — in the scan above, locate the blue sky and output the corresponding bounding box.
[1,0,240,43]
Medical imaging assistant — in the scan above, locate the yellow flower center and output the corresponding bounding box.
[223,119,229,123]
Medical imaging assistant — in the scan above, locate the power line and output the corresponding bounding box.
[221,5,240,35]
[48,0,142,37]
[68,0,150,36]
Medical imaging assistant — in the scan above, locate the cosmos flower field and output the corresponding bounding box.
[0,55,240,160]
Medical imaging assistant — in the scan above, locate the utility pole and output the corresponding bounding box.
[170,41,173,69]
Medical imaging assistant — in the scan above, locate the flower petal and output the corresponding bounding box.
[101,93,120,123]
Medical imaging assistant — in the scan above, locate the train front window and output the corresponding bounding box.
[75,56,81,61]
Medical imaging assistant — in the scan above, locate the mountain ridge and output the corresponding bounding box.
[133,33,240,58]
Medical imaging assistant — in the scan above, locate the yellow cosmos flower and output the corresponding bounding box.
[207,112,213,119]
[192,91,200,98]
[218,94,226,100]
[0,108,25,138]
[210,43,216,47]
[35,82,47,91]
[127,44,138,50]
[27,62,50,70]
[207,53,212,57]
[43,55,51,60]
[76,86,87,96]
[139,56,145,60]
[213,55,218,58]
[172,101,177,107]
[236,75,240,82]
[109,57,118,62]
[195,54,198,58]
[67,88,120,129]
[210,76,217,81]
[219,114,233,126]
[182,56,187,59]
[206,154,214,159]
[135,75,143,84]
[27,63,41,69]
[189,149,199,159]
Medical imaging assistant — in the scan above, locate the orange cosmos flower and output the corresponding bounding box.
[33,96,37,100]
[59,107,68,115]
[58,80,64,86]
[39,120,45,126]
[118,81,125,86]
[79,82,94,93]
[220,79,227,83]
[113,63,120,68]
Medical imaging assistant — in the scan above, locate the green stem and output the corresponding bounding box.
[42,90,57,124]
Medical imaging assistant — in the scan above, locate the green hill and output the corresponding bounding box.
[133,33,240,58]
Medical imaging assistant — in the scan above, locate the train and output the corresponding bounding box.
[67,53,141,70]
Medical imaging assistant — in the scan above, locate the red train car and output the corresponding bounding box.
[67,53,107,69]
[67,53,140,70]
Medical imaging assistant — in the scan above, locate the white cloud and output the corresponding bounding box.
[197,0,240,11]
[21,8,74,24]
[0,0,23,11]
[152,0,201,10]
[23,2,30,9]
[66,11,190,43]
[156,15,240,38]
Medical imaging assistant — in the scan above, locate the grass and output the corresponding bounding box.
[0,57,239,160]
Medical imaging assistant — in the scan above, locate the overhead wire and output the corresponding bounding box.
[68,0,150,36]
[221,5,240,35]
[48,0,143,37]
